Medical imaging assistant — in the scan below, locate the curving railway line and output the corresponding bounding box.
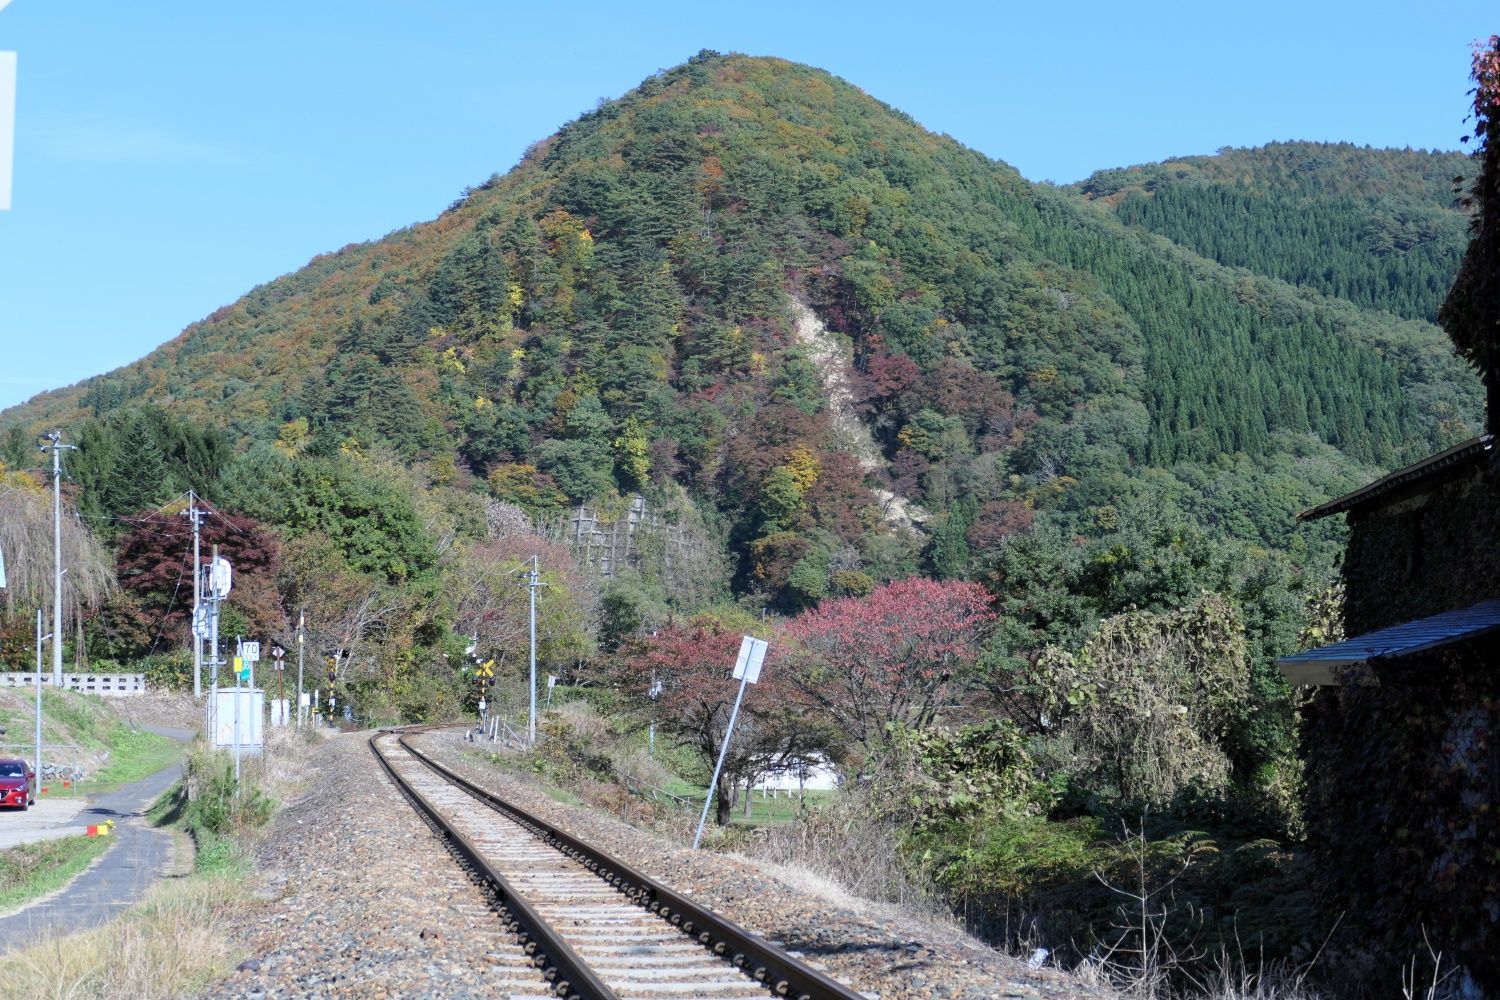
[370,728,866,1000]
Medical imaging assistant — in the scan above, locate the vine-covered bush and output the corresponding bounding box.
[1440,35,1500,428]
[1028,593,1248,811]
[868,720,1050,829]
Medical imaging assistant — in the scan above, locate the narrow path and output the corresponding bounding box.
[0,729,191,947]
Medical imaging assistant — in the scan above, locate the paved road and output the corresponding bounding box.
[0,727,195,850]
[0,726,194,947]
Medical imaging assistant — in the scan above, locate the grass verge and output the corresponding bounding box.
[78,725,182,792]
[0,743,293,998]
[0,873,247,999]
[0,835,113,913]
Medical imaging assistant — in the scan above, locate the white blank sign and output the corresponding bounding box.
[733,635,767,684]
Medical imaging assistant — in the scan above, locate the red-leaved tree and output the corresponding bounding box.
[114,507,284,652]
[782,577,994,759]
[608,615,832,825]
[1442,35,1500,432]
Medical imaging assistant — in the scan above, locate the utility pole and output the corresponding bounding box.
[181,492,203,698]
[522,554,547,746]
[35,609,48,790]
[207,544,229,747]
[296,609,305,728]
[39,430,76,687]
[648,671,662,757]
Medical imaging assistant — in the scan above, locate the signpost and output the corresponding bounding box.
[233,643,244,785]
[271,645,287,727]
[648,674,662,757]
[693,635,768,849]
[474,656,494,729]
[206,550,230,750]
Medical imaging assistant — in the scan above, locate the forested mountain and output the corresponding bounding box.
[4,52,1491,986]
[1074,141,1475,323]
[0,51,1482,679]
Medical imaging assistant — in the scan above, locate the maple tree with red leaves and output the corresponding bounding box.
[781,577,994,758]
[1444,35,1500,430]
[607,615,831,825]
[113,507,285,651]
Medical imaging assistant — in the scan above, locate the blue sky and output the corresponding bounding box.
[0,1,1493,413]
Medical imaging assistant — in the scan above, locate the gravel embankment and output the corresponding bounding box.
[109,691,204,731]
[200,732,552,999]
[202,729,1114,999]
[416,731,1114,1000]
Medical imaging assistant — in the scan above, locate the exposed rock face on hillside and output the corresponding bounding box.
[790,298,926,534]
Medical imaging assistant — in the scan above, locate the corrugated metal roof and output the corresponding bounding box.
[1277,598,1500,685]
[1299,435,1494,522]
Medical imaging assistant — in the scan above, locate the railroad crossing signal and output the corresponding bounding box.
[476,659,494,678]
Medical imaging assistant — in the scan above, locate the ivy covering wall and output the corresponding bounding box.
[1303,460,1500,990]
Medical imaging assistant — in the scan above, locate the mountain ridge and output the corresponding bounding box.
[0,52,1481,616]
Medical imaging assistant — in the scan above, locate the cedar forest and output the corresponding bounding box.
[0,48,1493,988]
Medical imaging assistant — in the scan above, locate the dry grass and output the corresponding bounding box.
[610,744,677,790]
[0,873,247,999]
[549,699,611,744]
[253,724,325,806]
[735,797,956,928]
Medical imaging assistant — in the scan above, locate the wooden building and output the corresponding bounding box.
[1278,433,1499,993]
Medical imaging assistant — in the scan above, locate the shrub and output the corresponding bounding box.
[140,650,193,692]
[182,747,272,837]
[1028,594,1249,811]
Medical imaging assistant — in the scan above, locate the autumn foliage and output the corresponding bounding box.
[1443,35,1500,430]
[609,615,828,824]
[113,508,284,649]
[781,577,994,757]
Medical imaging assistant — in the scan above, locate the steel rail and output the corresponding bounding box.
[393,728,865,1000]
[369,730,619,1000]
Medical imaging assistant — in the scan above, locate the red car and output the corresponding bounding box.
[0,758,36,811]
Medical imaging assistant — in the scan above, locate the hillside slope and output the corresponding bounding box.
[1073,141,1475,323]
[0,53,1482,614]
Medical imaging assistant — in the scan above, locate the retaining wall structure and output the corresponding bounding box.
[539,494,712,585]
[0,672,147,696]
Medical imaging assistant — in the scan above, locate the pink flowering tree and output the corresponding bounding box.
[781,577,995,758]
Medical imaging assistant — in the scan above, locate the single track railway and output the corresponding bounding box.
[371,728,865,1000]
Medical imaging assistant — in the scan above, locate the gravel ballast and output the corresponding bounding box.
[414,730,1114,1000]
[202,732,553,999]
[204,729,1115,999]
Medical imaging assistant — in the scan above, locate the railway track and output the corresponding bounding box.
[371,728,865,1000]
